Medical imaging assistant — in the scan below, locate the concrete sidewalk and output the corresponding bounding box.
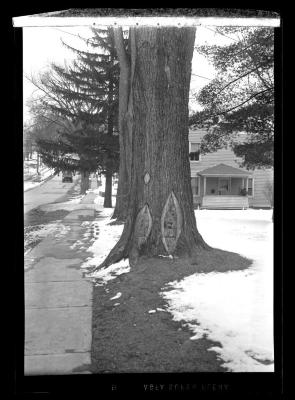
[24,180,99,375]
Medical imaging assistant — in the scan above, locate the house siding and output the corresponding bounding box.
[249,169,273,207]
[189,130,273,208]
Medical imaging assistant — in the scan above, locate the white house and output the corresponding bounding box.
[189,129,273,209]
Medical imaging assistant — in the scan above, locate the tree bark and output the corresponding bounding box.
[111,127,131,220]
[80,171,90,194]
[112,27,132,221]
[96,27,209,271]
[103,28,115,210]
[104,169,113,208]
[36,153,40,174]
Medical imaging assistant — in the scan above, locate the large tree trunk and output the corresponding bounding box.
[112,27,132,222]
[80,171,90,194]
[103,168,113,208]
[103,28,115,210]
[36,153,40,174]
[111,130,130,221]
[96,27,209,270]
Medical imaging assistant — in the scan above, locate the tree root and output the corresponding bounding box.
[109,219,125,226]
[89,214,211,274]
[110,208,127,224]
[89,217,133,273]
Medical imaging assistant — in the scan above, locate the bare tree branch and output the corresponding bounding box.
[197,88,274,122]
[215,64,273,96]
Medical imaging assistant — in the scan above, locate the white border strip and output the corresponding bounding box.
[13,16,280,28]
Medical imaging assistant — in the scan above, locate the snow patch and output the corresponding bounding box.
[24,165,54,191]
[81,215,124,270]
[54,224,71,239]
[24,222,69,255]
[161,209,274,372]
[110,292,122,300]
[80,210,131,283]
[67,195,84,204]
[88,259,130,285]
[158,255,173,259]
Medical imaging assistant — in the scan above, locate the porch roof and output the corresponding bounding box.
[197,163,252,177]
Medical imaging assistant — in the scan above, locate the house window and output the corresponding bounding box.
[189,143,200,161]
[248,178,254,197]
[191,177,200,196]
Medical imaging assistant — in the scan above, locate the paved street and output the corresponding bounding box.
[24,180,98,375]
[24,174,80,214]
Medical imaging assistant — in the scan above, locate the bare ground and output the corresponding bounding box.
[91,249,251,373]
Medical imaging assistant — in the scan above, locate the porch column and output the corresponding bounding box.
[204,177,207,196]
[246,177,249,192]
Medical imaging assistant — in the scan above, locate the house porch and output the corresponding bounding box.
[193,163,253,209]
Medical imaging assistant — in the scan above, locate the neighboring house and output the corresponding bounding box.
[189,129,273,209]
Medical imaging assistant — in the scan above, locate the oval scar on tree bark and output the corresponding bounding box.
[161,191,182,255]
[134,204,152,248]
[144,172,150,184]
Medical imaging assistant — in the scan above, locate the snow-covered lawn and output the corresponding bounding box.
[162,209,274,372]
[24,165,54,192]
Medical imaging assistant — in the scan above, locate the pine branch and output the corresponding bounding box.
[25,74,69,116]
[38,114,72,133]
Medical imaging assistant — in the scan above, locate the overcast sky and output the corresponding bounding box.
[23,25,233,124]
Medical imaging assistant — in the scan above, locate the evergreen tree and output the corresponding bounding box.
[31,27,120,200]
[57,27,120,204]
